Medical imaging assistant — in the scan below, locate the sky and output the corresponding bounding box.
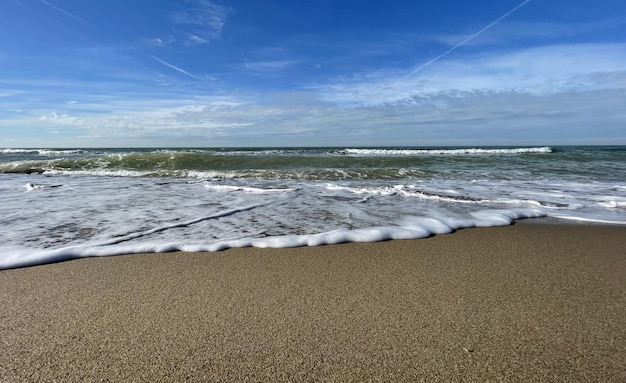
[1,0,625,147]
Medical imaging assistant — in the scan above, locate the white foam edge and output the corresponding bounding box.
[0,208,547,270]
[25,182,44,191]
[203,184,296,193]
[546,213,626,225]
[326,184,541,206]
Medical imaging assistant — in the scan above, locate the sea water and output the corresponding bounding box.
[1,146,624,269]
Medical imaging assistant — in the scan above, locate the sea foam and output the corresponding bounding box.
[0,208,546,270]
[342,147,552,156]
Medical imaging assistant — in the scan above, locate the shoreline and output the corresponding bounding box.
[2,222,625,381]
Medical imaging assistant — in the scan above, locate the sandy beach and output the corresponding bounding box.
[1,221,625,382]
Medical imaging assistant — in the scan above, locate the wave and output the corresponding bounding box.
[342,147,553,156]
[0,148,85,156]
[0,154,432,180]
[324,184,587,210]
[325,184,484,203]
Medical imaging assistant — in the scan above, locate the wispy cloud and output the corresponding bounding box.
[171,0,229,45]
[145,36,177,47]
[5,81,624,146]
[185,34,209,46]
[313,43,626,106]
[39,0,88,24]
[39,111,84,125]
[241,51,250,69]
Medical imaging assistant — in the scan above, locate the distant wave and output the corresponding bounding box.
[0,148,85,156]
[342,147,553,156]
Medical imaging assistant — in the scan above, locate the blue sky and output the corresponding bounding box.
[1,0,625,147]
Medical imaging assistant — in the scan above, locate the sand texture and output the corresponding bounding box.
[1,222,625,382]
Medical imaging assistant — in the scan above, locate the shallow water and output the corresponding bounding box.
[1,146,624,269]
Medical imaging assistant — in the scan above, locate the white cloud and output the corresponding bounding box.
[186,34,210,45]
[39,111,84,125]
[32,97,254,139]
[6,83,624,146]
[311,43,626,106]
[145,36,177,47]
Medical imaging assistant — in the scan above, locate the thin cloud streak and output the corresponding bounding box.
[149,55,205,82]
[403,0,532,79]
[39,0,88,24]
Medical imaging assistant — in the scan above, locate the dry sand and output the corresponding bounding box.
[1,221,625,382]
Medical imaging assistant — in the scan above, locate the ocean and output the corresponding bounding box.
[1,146,624,269]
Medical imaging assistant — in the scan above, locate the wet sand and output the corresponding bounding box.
[1,221,625,382]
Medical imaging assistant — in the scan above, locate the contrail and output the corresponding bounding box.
[149,55,204,81]
[39,0,88,24]
[404,0,532,79]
